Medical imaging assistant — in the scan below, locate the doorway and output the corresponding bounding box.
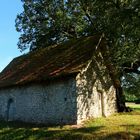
[7,98,15,121]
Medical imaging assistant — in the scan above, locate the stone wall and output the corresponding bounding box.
[0,77,77,125]
[76,55,117,124]
[0,57,117,125]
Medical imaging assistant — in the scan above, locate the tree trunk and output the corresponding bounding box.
[98,35,126,112]
[105,63,126,112]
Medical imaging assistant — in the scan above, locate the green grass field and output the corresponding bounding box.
[0,103,140,140]
[126,102,140,110]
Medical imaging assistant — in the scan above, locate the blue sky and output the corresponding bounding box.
[0,0,24,71]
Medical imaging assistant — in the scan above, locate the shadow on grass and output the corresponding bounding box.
[97,132,140,140]
[0,121,140,140]
[126,103,140,111]
[0,121,103,140]
[45,131,140,140]
[119,110,140,116]
[132,108,140,111]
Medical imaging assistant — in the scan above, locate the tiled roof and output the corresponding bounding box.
[0,35,102,88]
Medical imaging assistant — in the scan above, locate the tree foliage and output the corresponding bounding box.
[16,0,140,65]
[15,0,140,110]
[122,73,140,98]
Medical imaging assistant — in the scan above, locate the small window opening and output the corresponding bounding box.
[64,97,67,101]
[8,98,13,104]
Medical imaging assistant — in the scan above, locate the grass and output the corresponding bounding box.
[0,103,140,140]
[126,102,140,110]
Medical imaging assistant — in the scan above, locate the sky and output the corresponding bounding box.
[0,0,24,72]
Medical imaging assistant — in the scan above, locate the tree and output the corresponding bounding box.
[15,0,86,51]
[122,72,140,99]
[15,0,140,111]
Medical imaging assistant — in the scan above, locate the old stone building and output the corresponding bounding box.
[0,35,117,125]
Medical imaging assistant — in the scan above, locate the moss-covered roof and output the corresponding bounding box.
[0,35,102,88]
